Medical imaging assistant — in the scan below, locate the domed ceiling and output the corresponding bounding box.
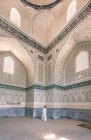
[0,0,90,50]
[20,0,63,10]
[27,0,56,5]
[19,0,90,47]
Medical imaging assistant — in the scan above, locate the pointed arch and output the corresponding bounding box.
[32,11,55,45]
[0,37,35,86]
[54,37,76,85]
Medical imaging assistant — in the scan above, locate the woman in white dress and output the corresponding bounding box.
[41,105,47,121]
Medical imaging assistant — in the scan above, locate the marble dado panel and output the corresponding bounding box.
[0,88,26,106]
[25,88,34,108]
[54,85,91,103]
[0,83,91,120]
[46,89,54,103]
[0,1,91,53]
[26,89,34,103]
[25,88,46,109]
[46,90,91,105]
[34,89,46,103]
[20,0,63,10]
[0,80,91,106]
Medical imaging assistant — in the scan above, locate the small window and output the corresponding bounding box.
[3,57,14,74]
[75,51,89,72]
[67,0,76,22]
[10,8,21,27]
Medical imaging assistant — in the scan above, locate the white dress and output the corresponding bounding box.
[42,108,47,121]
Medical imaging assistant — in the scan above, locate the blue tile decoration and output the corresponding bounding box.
[65,109,91,122]
[0,84,26,91]
[64,80,91,90]
[1,81,91,121]
[25,108,42,118]
[45,108,58,119]
[33,108,42,118]
[25,108,91,122]
[26,85,35,91]
[0,0,91,53]
[26,80,91,90]
[25,108,33,117]
[26,85,46,91]
[20,0,63,10]
[0,107,91,122]
[0,79,91,91]
[0,108,25,118]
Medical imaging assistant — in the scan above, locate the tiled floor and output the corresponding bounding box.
[0,117,91,140]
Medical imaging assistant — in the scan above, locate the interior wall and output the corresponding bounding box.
[52,85,91,120]
[0,0,90,120]
[48,41,91,120]
[0,36,36,87]
[0,88,26,117]
[0,52,26,87]
[0,52,26,117]
[65,42,91,84]
[0,31,36,117]
[0,28,46,117]
[54,36,76,85]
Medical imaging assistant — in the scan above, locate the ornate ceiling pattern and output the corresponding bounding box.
[28,0,56,5]
[0,0,91,53]
[20,0,63,9]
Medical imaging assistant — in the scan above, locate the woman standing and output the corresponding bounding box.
[41,105,47,121]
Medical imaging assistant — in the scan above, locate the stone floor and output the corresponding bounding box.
[0,117,91,140]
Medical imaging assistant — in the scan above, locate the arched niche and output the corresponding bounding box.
[32,11,55,46]
[54,36,77,85]
[0,37,35,87]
